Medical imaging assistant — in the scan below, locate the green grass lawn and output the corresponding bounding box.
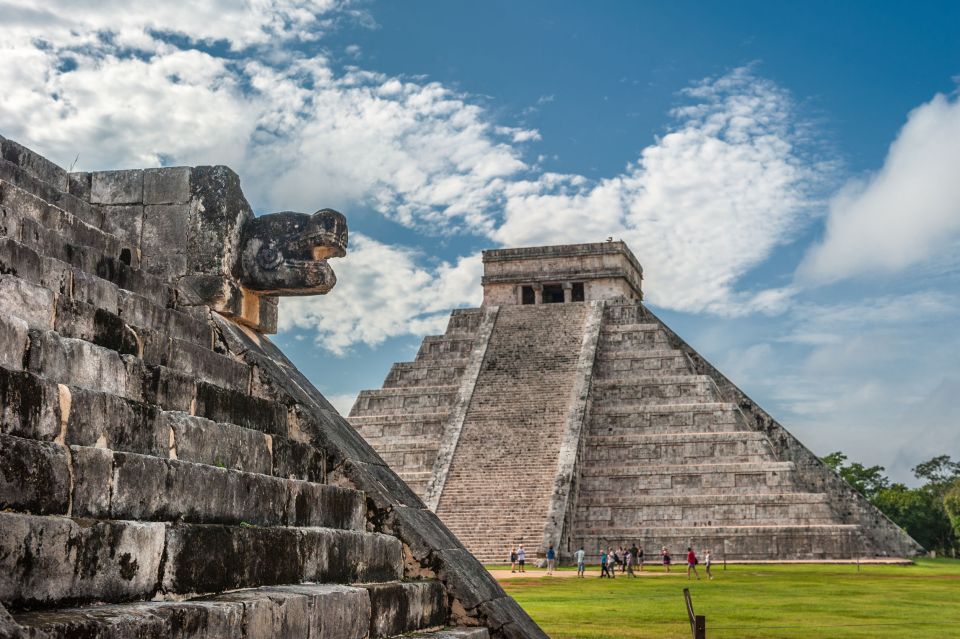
[494,559,960,638]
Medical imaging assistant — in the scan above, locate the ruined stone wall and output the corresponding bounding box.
[0,135,546,639]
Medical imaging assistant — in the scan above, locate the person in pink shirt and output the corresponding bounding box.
[686,547,701,581]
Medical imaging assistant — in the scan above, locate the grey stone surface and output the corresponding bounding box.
[364,580,448,637]
[143,167,191,205]
[0,366,61,441]
[70,445,113,518]
[164,411,271,474]
[0,274,54,330]
[90,170,143,205]
[27,330,135,399]
[0,512,165,607]
[64,387,164,455]
[100,204,144,248]
[0,314,28,370]
[0,434,70,515]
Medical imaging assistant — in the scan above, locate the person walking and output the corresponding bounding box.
[510,547,518,573]
[625,545,635,577]
[546,545,556,575]
[704,549,713,580]
[637,544,644,572]
[608,547,617,579]
[600,549,609,578]
[661,547,671,573]
[686,547,701,581]
[575,546,586,578]
[517,544,526,573]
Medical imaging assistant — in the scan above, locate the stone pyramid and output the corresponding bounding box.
[0,135,544,639]
[350,243,923,563]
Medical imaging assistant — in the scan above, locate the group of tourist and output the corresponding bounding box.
[510,543,715,580]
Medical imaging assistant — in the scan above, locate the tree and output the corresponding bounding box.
[821,451,890,498]
[944,480,960,541]
[912,456,960,492]
[872,483,954,554]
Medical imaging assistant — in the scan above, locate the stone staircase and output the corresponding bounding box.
[349,309,485,496]
[0,136,544,639]
[567,301,869,561]
[434,304,591,563]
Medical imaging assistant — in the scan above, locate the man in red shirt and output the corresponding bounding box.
[686,547,701,581]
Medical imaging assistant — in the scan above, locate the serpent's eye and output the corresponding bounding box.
[256,246,284,271]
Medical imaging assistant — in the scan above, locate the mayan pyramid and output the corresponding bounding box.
[0,135,545,639]
[350,243,923,563]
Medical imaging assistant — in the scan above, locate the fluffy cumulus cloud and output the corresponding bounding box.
[279,234,482,355]
[1,2,826,352]
[799,92,960,282]
[496,68,821,315]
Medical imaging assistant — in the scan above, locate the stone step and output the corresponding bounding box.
[595,349,691,377]
[415,336,476,361]
[1,164,132,268]
[0,364,321,482]
[444,307,485,335]
[363,580,449,637]
[590,402,743,434]
[571,524,866,562]
[579,462,797,496]
[591,375,718,404]
[0,433,363,529]
[0,512,403,608]
[410,629,490,639]
[584,431,775,464]
[0,146,97,225]
[351,386,460,416]
[12,583,372,639]
[574,493,838,528]
[383,359,470,388]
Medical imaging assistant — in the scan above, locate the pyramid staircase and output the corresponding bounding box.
[0,136,543,639]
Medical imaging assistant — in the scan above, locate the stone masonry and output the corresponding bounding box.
[0,135,546,639]
[351,242,924,564]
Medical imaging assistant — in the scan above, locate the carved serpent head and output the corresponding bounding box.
[238,208,348,295]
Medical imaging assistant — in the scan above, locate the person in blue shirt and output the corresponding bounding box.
[600,549,609,578]
[546,545,556,575]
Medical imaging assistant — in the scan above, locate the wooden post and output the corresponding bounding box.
[683,588,706,638]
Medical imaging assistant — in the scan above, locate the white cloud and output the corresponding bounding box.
[799,92,960,283]
[0,3,828,352]
[278,234,482,355]
[494,68,822,315]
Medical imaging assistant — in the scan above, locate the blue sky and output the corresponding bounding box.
[1,1,958,482]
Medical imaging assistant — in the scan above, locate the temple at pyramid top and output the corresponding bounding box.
[481,241,643,306]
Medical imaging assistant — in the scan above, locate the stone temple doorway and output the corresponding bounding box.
[543,284,564,303]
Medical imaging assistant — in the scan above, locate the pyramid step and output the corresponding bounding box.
[0,364,321,482]
[351,386,459,417]
[12,583,372,639]
[415,336,476,361]
[0,433,363,529]
[0,512,403,608]
[409,628,490,639]
[591,375,717,404]
[383,359,470,388]
[363,580,449,637]
[583,431,775,464]
[0,148,97,226]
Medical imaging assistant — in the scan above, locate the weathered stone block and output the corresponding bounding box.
[143,365,196,412]
[194,381,286,435]
[64,387,164,454]
[433,548,504,611]
[287,480,365,530]
[27,330,132,398]
[365,580,448,638]
[272,435,327,482]
[144,167,191,205]
[100,204,144,247]
[91,170,143,205]
[0,434,70,515]
[0,512,165,607]
[70,445,114,518]
[0,366,61,441]
[72,268,119,314]
[167,337,249,391]
[164,411,271,474]
[0,274,54,330]
[107,452,288,526]
[0,313,28,370]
